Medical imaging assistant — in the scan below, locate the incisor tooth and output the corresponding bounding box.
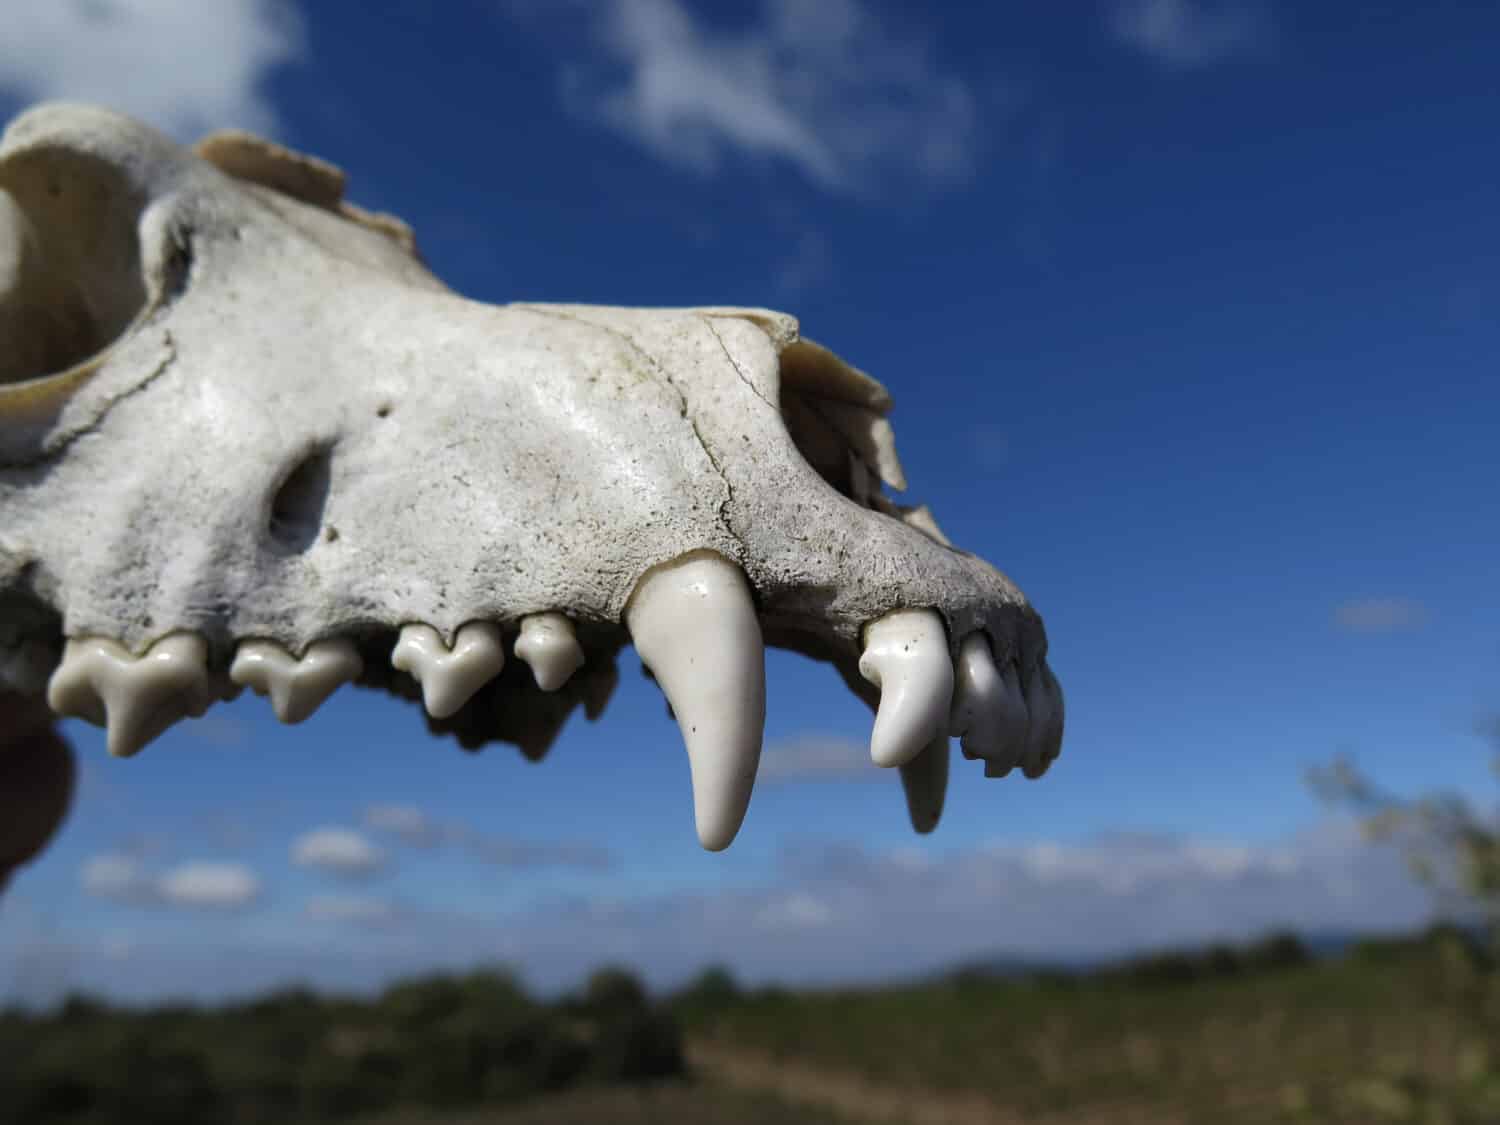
[858,608,954,768]
[230,638,362,723]
[513,613,585,691]
[624,550,766,852]
[899,733,950,834]
[46,633,213,758]
[949,634,1027,766]
[391,622,504,718]
[1019,659,1062,778]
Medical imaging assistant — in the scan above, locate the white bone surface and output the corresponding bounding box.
[47,633,212,757]
[625,551,765,851]
[391,622,505,718]
[858,609,955,768]
[513,613,585,692]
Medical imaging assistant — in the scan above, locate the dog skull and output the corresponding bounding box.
[0,103,1061,863]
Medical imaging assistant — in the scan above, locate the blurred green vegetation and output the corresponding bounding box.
[0,966,683,1125]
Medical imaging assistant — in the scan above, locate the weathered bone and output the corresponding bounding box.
[0,102,1063,858]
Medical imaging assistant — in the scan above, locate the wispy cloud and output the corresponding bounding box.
[1107,0,1273,69]
[363,803,445,848]
[519,0,980,195]
[292,827,388,879]
[306,893,406,927]
[0,0,303,140]
[759,734,875,783]
[81,854,261,911]
[1333,597,1430,634]
[363,800,612,870]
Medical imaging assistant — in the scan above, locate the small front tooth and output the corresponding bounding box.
[899,733,950,834]
[46,633,213,758]
[858,608,954,768]
[230,638,362,724]
[391,622,505,718]
[624,550,766,852]
[984,757,1013,779]
[513,613,585,691]
[1019,659,1062,778]
[948,633,1027,768]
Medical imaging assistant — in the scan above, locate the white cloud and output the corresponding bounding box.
[525,0,980,194]
[463,834,614,871]
[1108,0,1272,69]
[306,894,403,926]
[363,803,444,847]
[758,734,874,783]
[0,0,304,140]
[81,854,261,910]
[1333,597,1429,634]
[159,862,261,909]
[292,827,388,878]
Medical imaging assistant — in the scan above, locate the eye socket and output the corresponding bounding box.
[0,145,152,388]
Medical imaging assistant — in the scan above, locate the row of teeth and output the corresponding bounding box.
[42,553,1061,851]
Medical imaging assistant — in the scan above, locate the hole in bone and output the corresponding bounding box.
[0,147,149,385]
[267,446,333,553]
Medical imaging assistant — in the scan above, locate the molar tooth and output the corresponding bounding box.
[391,622,505,719]
[230,638,362,724]
[899,733,950,834]
[858,609,954,768]
[624,550,765,852]
[1019,659,1063,778]
[949,634,1027,768]
[46,633,213,758]
[513,613,585,692]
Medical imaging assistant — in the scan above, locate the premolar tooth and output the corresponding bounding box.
[46,633,213,758]
[624,550,766,852]
[513,613,585,691]
[858,608,954,768]
[900,733,950,834]
[391,622,505,718]
[230,638,362,723]
[1019,659,1063,778]
[949,634,1027,767]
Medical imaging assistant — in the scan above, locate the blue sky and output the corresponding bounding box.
[2,0,1496,1002]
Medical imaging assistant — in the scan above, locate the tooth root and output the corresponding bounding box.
[899,733,950,834]
[858,608,954,768]
[513,613,585,692]
[230,638,362,724]
[948,633,1027,768]
[624,550,766,852]
[1020,659,1063,778]
[46,633,213,758]
[391,622,505,719]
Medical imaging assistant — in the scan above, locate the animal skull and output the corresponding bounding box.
[0,103,1062,871]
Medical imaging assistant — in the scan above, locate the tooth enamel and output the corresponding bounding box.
[229,638,362,723]
[513,613,585,692]
[899,733,949,834]
[949,633,1027,769]
[624,550,766,852]
[984,757,1013,779]
[46,633,213,758]
[1019,659,1061,778]
[858,608,954,768]
[390,622,504,718]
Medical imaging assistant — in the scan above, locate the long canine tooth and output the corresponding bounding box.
[899,733,950,834]
[1020,659,1063,778]
[624,550,765,852]
[230,638,362,724]
[46,633,213,758]
[391,622,505,718]
[513,613,585,691]
[949,634,1027,766]
[858,609,954,768]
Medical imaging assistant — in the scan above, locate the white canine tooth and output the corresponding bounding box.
[46,633,213,758]
[391,622,505,718]
[899,733,950,834]
[624,550,765,852]
[230,638,362,723]
[513,613,585,691]
[858,608,954,768]
[948,633,1027,767]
